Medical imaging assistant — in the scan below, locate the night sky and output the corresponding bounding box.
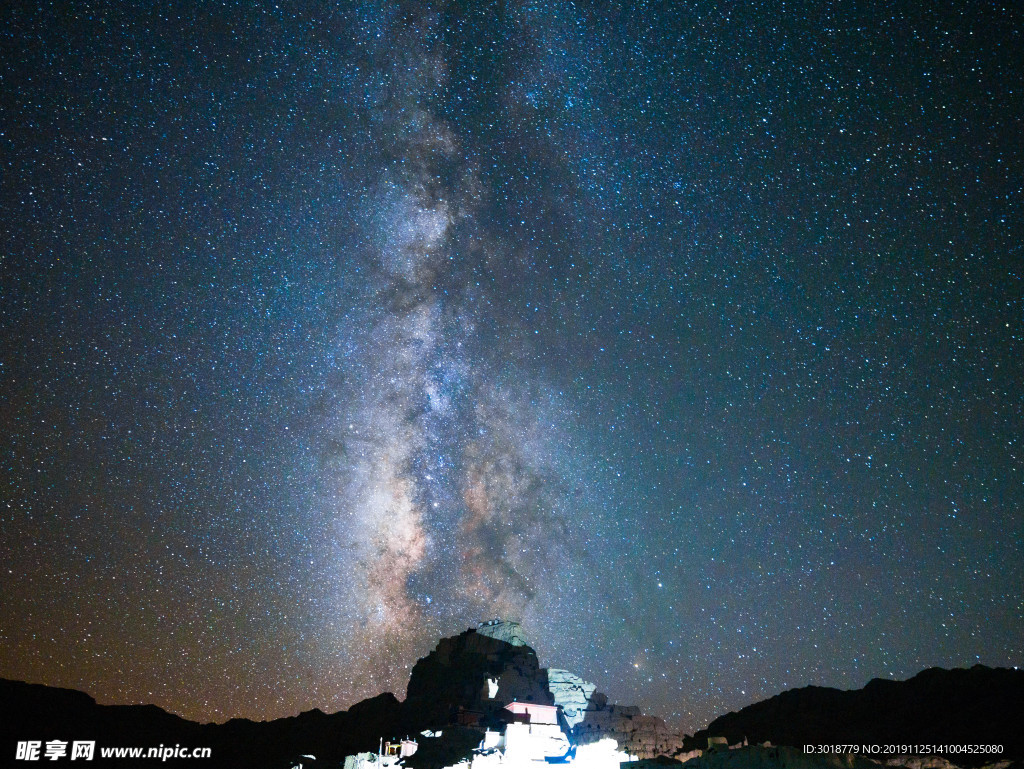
[1,0,1022,735]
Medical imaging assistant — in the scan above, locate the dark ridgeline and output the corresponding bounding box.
[0,626,549,768]
[683,665,1024,767]
[1,630,1022,769]
[0,677,403,768]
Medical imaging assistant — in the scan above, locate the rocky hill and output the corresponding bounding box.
[683,665,1024,768]
[399,620,680,759]
[0,621,674,767]
[2,623,1021,769]
[402,622,555,728]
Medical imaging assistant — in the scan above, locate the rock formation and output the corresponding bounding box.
[547,668,597,729]
[574,697,682,759]
[402,623,553,730]
[474,619,529,647]
[398,621,686,763]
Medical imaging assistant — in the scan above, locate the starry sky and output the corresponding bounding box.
[1,0,1022,735]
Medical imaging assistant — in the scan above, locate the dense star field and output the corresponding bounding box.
[1,0,1021,735]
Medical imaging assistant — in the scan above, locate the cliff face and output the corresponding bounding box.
[474,619,530,647]
[401,623,685,760]
[402,624,553,729]
[547,668,597,728]
[574,694,683,759]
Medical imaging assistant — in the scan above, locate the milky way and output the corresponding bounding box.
[323,5,604,690]
[1,0,1021,735]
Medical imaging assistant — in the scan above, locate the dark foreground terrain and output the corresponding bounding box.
[2,633,1021,769]
[682,664,1024,766]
